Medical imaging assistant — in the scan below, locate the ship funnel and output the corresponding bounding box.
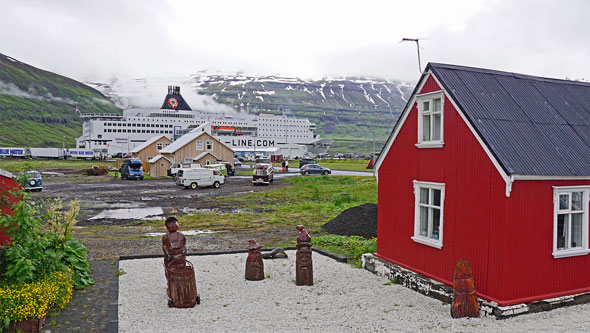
[162,86,192,111]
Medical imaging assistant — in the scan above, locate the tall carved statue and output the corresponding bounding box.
[295,225,313,286]
[245,239,265,281]
[162,216,199,307]
[451,258,479,318]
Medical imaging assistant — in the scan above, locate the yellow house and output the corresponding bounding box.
[159,123,234,166]
[148,155,173,177]
[130,135,173,173]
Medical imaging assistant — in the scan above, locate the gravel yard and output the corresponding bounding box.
[119,251,590,332]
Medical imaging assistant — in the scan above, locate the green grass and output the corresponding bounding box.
[158,176,377,234]
[312,235,376,267]
[315,159,372,172]
[0,159,113,173]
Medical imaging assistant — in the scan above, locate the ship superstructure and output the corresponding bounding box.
[77,86,331,156]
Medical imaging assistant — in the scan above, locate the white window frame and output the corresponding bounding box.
[552,186,590,258]
[156,142,163,150]
[412,180,445,249]
[416,91,444,148]
[196,140,204,150]
[206,140,213,150]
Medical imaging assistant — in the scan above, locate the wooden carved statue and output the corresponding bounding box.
[295,225,313,286]
[451,258,479,318]
[162,216,187,268]
[162,216,199,307]
[245,239,265,281]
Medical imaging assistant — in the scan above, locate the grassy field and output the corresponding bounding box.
[148,176,378,264]
[0,159,114,173]
[240,159,372,172]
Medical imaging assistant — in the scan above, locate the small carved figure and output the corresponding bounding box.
[296,225,311,244]
[162,216,187,268]
[295,225,313,286]
[451,258,479,318]
[245,239,265,280]
[261,247,288,259]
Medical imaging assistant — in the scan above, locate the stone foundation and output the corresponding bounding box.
[362,253,590,319]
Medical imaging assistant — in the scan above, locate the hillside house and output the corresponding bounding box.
[130,135,172,173]
[371,63,590,308]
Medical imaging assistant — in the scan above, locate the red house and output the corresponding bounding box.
[0,168,18,245]
[371,63,590,311]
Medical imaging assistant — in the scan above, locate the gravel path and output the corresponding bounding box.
[119,251,590,332]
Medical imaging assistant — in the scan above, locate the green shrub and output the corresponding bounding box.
[0,188,94,289]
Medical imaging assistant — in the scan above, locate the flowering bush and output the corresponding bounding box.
[0,269,73,325]
[0,183,93,328]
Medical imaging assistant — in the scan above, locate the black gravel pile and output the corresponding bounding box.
[322,203,378,239]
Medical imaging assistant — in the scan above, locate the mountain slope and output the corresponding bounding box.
[0,53,121,147]
[192,74,413,153]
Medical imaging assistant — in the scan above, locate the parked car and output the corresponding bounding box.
[252,163,274,185]
[120,159,144,180]
[22,170,43,191]
[168,163,202,178]
[203,163,228,176]
[234,158,242,167]
[255,156,271,164]
[300,164,331,176]
[176,168,225,189]
[299,158,316,168]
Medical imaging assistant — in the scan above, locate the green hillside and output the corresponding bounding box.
[0,53,121,147]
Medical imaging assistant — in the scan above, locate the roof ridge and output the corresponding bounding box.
[427,63,590,87]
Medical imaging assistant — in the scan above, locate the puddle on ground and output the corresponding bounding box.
[143,229,217,237]
[233,190,255,195]
[82,201,142,209]
[182,208,218,214]
[90,207,164,220]
[41,171,65,177]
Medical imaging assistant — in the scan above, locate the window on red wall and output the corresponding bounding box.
[412,180,445,249]
[553,186,590,258]
[416,92,444,148]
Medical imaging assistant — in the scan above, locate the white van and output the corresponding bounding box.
[175,168,225,189]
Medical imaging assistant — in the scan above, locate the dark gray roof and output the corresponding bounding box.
[427,63,590,176]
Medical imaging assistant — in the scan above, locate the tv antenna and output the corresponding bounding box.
[401,38,425,74]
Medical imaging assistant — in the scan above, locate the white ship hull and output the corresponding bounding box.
[77,109,330,157]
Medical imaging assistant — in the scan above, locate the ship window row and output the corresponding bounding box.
[105,129,172,134]
[104,123,173,128]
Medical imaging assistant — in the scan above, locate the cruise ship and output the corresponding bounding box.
[77,86,332,156]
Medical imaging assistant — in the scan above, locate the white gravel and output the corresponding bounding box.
[119,251,590,332]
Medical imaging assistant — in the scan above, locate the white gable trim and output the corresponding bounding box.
[374,72,432,179]
[514,175,590,181]
[0,168,15,179]
[375,70,513,197]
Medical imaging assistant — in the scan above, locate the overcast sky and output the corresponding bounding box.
[1,0,589,83]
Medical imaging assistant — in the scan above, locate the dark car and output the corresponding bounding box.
[22,171,43,191]
[299,158,316,168]
[300,164,331,176]
[119,159,144,180]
